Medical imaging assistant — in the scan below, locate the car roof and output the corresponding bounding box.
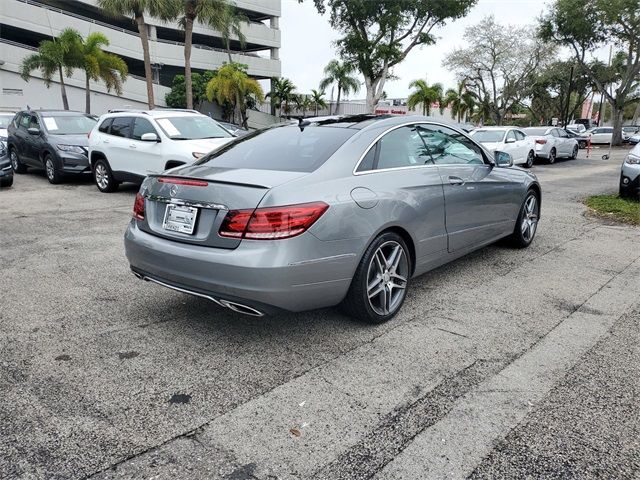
[473,126,516,130]
[300,114,471,132]
[22,110,91,116]
[105,109,205,118]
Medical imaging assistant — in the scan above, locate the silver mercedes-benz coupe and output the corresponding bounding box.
[125,115,541,323]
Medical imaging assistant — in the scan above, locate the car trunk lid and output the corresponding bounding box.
[138,166,306,249]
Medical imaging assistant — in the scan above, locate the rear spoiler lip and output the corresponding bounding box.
[148,174,271,190]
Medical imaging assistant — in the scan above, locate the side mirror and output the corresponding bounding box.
[140,132,159,142]
[494,150,513,167]
[505,137,516,144]
[27,127,40,135]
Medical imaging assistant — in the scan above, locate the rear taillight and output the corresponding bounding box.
[535,139,547,144]
[219,202,329,240]
[133,193,145,220]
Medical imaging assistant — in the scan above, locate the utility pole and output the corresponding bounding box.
[564,65,575,126]
[596,45,613,126]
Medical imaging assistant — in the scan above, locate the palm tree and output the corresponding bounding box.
[71,32,128,113]
[319,60,360,115]
[98,0,176,109]
[206,63,264,127]
[310,89,327,116]
[177,0,226,109]
[212,4,248,63]
[444,81,476,123]
[407,80,444,116]
[266,78,296,117]
[20,28,82,110]
[293,94,313,117]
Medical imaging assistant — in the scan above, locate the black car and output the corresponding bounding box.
[564,128,588,149]
[7,110,97,184]
[0,140,13,188]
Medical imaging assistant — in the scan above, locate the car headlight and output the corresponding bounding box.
[192,152,206,159]
[56,144,85,154]
[625,153,640,165]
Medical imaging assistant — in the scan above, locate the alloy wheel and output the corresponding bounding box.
[521,195,539,243]
[366,240,409,316]
[95,163,109,190]
[45,158,55,181]
[10,151,18,171]
[548,149,555,164]
[526,151,534,168]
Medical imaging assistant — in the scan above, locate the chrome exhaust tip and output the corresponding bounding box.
[219,300,265,317]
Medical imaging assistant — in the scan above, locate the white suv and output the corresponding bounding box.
[88,109,235,192]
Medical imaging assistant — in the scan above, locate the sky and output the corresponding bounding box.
[276,0,583,100]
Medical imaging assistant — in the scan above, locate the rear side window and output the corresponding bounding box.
[98,118,113,133]
[110,117,132,138]
[197,126,356,172]
[515,130,525,141]
[131,118,157,140]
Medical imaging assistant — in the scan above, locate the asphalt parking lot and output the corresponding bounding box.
[1,148,638,479]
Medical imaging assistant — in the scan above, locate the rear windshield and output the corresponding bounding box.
[155,115,231,140]
[470,130,505,142]
[196,125,356,172]
[42,115,97,134]
[523,128,549,136]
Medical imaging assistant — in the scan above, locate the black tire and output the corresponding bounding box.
[507,190,540,248]
[525,150,535,168]
[341,231,411,324]
[547,148,556,164]
[93,158,118,193]
[9,149,26,174]
[578,140,587,149]
[1,176,13,188]
[44,154,61,184]
[570,145,579,160]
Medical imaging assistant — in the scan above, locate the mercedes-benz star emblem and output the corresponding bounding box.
[169,185,178,197]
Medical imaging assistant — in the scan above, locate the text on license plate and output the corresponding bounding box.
[163,204,198,234]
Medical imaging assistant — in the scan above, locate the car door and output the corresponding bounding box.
[555,128,571,156]
[23,114,43,166]
[129,117,163,176]
[501,129,521,161]
[106,116,134,175]
[420,124,520,253]
[11,114,29,161]
[355,124,447,270]
[514,130,529,161]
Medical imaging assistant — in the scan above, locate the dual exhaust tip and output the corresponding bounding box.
[132,271,264,317]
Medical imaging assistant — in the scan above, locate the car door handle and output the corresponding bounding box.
[129,144,137,149]
[103,139,109,144]
[448,176,465,186]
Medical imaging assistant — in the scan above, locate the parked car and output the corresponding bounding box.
[619,143,640,199]
[470,126,536,168]
[622,125,639,141]
[564,128,589,149]
[574,118,596,130]
[0,140,12,188]
[628,134,640,145]
[7,110,96,184]
[0,111,15,141]
[125,115,541,323]
[217,121,250,137]
[88,109,235,192]
[581,126,630,144]
[566,123,586,134]
[522,127,579,163]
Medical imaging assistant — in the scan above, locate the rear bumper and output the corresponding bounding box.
[620,164,640,197]
[534,144,549,158]
[124,221,360,313]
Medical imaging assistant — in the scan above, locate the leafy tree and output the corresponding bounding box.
[407,80,444,116]
[310,89,328,116]
[206,62,264,127]
[444,16,552,125]
[319,60,360,115]
[267,77,297,117]
[540,0,640,145]
[213,4,248,63]
[444,81,476,122]
[310,0,477,112]
[98,0,176,109]
[293,94,314,116]
[175,0,226,110]
[165,70,215,109]
[20,28,82,110]
[70,32,128,113]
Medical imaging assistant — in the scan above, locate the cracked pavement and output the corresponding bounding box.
[1,149,638,479]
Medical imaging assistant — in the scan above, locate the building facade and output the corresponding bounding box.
[0,0,281,113]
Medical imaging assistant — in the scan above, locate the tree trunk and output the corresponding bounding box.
[58,66,69,110]
[136,15,155,109]
[184,15,194,110]
[335,88,341,115]
[85,71,91,114]
[611,103,625,146]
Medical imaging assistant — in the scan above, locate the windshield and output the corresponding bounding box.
[0,114,14,129]
[155,116,232,140]
[523,128,549,136]
[470,130,506,143]
[196,125,356,172]
[42,115,97,134]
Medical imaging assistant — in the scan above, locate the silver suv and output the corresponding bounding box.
[620,143,640,199]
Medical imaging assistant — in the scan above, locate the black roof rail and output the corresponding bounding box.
[107,109,149,114]
[152,108,201,114]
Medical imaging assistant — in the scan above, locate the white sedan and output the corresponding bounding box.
[469,127,536,168]
[522,127,579,164]
[581,126,630,144]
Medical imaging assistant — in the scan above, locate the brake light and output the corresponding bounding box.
[535,139,547,144]
[157,177,208,187]
[133,192,145,220]
[219,202,329,240]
